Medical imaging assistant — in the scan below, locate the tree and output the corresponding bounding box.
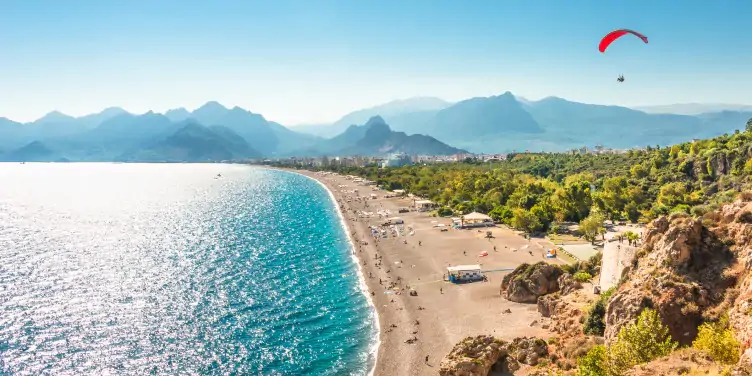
[693,316,741,364]
[580,210,605,244]
[510,208,541,234]
[489,205,513,223]
[607,308,677,375]
[657,182,688,208]
[624,202,640,223]
[578,345,607,376]
[746,117,752,133]
[599,177,628,221]
[630,164,648,179]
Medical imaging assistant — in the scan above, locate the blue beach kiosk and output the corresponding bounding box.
[447,264,483,283]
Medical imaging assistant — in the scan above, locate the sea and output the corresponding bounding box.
[0,163,377,376]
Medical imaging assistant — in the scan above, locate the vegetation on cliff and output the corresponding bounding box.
[579,309,678,376]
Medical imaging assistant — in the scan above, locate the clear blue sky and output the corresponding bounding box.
[1,0,750,124]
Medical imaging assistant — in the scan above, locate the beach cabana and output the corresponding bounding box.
[414,199,436,212]
[447,265,483,283]
[393,189,406,197]
[462,212,493,227]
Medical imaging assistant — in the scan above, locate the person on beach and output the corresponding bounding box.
[440,287,443,294]
[418,241,422,246]
[425,355,429,363]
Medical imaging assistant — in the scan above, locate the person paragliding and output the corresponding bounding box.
[599,29,648,53]
[600,29,647,83]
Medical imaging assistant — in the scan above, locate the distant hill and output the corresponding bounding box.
[295,116,465,156]
[0,141,59,162]
[634,103,752,115]
[0,108,129,151]
[118,121,261,162]
[295,97,451,137]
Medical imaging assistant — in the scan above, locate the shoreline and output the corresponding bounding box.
[296,170,382,376]
[272,167,561,376]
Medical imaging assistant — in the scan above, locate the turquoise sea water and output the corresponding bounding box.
[0,163,377,375]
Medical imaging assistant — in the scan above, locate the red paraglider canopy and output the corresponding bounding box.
[599,29,648,53]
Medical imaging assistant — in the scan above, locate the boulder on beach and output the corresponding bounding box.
[500,262,564,303]
[439,335,549,376]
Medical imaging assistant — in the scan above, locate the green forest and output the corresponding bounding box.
[288,119,752,234]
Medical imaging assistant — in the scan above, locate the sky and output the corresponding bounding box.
[1,0,751,125]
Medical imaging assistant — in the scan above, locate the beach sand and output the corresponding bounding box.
[292,169,565,376]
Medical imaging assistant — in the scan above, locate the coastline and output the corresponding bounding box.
[296,170,382,376]
[272,167,560,376]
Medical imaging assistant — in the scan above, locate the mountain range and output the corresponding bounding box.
[294,97,452,138]
[1,93,751,162]
[0,103,462,162]
[296,93,752,153]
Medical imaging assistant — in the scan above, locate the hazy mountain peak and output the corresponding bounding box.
[196,101,227,112]
[99,107,127,116]
[35,110,76,124]
[305,97,453,138]
[375,97,451,112]
[164,107,191,122]
[365,115,386,126]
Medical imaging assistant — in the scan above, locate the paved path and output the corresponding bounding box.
[599,240,639,290]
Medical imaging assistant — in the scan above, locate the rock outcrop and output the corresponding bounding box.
[439,335,549,376]
[604,214,735,345]
[504,337,549,372]
[716,199,752,369]
[537,293,585,338]
[439,335,506,376]
[558,273,582,296]
[501,262,564,303]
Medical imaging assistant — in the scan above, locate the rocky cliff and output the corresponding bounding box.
[443,196,752,374]
[605,198,752,369]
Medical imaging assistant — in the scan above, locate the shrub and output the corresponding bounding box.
[437,206,453,217]
[737,210,752,224]
[574,271,592,282]
[692,316,741,364]
[606,308,677,375]
[577,345,607,376]
[583,288,615,336]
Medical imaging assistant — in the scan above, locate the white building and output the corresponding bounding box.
[447,265,483,282]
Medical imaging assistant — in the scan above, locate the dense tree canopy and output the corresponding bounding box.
[284,120,752,233]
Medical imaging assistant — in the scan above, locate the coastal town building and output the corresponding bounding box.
[381,153,412,168]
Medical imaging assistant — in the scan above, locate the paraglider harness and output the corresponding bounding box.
[617,75,625,83]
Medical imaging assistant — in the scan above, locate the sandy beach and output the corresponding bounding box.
[288,169,566,375]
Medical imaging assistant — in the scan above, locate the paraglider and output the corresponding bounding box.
[599,29,648,83]
[599,29,648,53]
